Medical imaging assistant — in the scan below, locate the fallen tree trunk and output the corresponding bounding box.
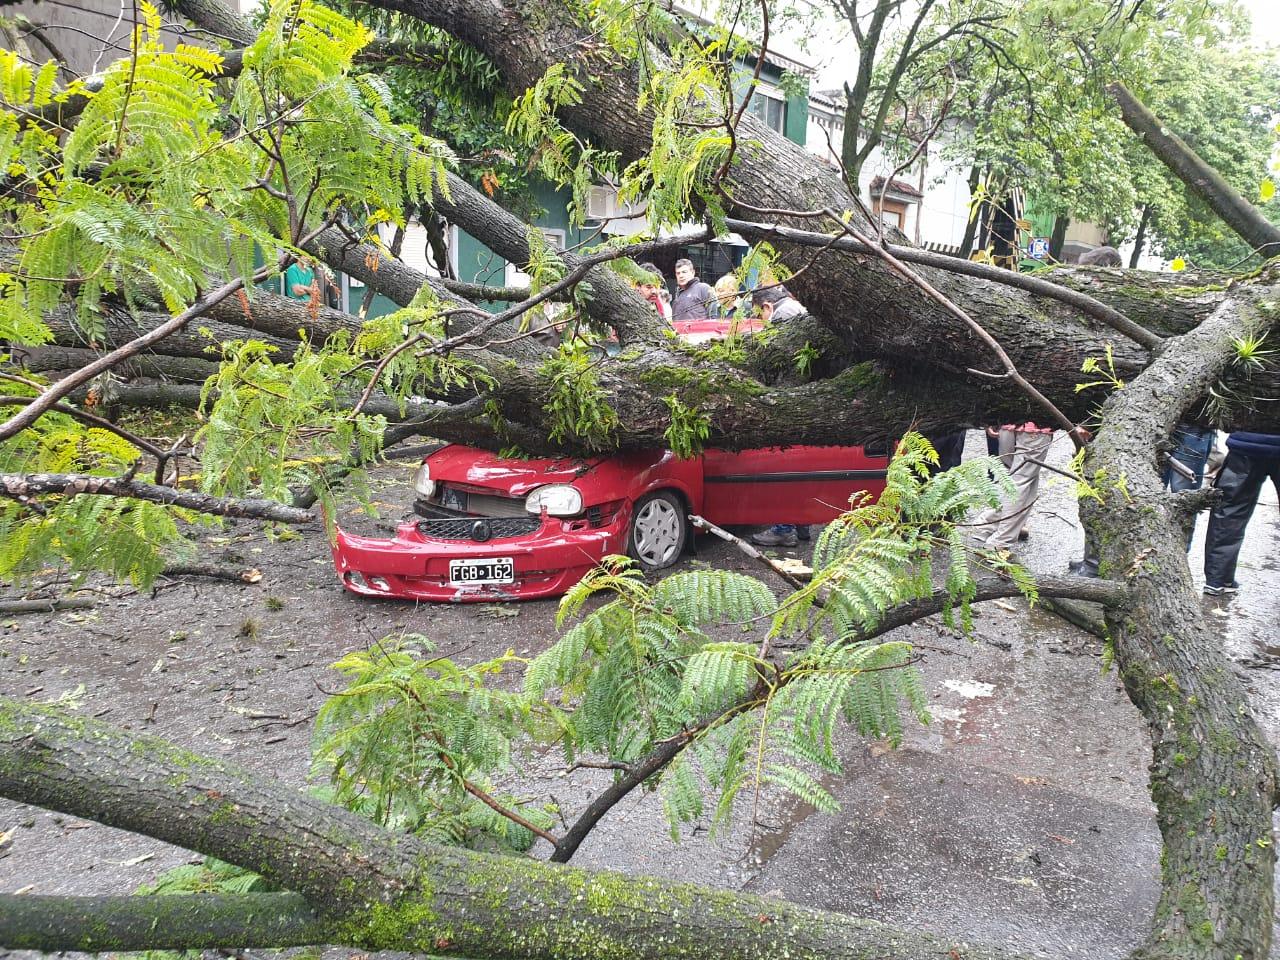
[7,345,220,383]
[1083,279,1280,959]
[0,893,330,952]
[0,695,1024,960]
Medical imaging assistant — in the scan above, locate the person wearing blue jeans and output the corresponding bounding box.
[1202,431,1280,595]
[1069,424,1214,576]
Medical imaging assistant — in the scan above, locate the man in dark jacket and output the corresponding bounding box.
[1202,431,1280,594]
[671,259,718,321]
[750,285,807,324]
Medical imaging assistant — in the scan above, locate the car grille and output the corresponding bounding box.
[417,516,541,541]
[433,484,529,518]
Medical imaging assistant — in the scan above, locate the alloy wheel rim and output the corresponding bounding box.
[633,499,680,565]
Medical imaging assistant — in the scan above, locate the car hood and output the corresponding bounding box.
[426,444,606,497]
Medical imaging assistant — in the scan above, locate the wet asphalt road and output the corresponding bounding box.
[740,433,1279,958]
[0,431,1277,958]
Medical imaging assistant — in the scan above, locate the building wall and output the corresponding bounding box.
[2,0,191,76]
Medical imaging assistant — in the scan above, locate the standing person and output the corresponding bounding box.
[714,274,742,319]
[671,259,718,322]
[635,263,671,322]
[974,422,1054,552]
[750,285,806,324]
[284,261,315,300]
[1070,423,1216,577]
[923,429,967,474]
[1202,431,1280,595]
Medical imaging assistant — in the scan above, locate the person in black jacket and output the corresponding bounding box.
[1202,431,1280,595]
[671,259,718,322]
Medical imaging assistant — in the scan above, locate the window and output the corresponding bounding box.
[748,88,786,133]
[505,229,566,287]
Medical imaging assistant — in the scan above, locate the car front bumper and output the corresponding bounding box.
[331,512,629,602]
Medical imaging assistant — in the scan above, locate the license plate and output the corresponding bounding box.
[449,557,515,585]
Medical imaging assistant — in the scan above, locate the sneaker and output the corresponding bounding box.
[1067,558,1100,579]
[1203,582,1240,596]
[751,525,798,548]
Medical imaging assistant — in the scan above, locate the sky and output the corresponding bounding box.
[1240,0,1280,46]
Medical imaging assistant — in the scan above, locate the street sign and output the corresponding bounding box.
[1028,237,1050,260]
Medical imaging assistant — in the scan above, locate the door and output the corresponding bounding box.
[699,445,889,527]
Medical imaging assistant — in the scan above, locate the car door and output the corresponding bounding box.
[699,443,890,527]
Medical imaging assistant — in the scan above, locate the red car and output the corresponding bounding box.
[670,315,764,344]
[333,442,890,603]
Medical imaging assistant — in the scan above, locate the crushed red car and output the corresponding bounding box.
[333,442,890,602]
[333,313,889,602]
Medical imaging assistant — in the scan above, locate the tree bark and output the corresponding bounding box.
[0,696,1026,960]
[8,345,220,383]
[0,474,316,523]
[1083,280,1280,960]
[1129,203,1151,269]
[0,894,330,952]
[1048,213,1069,262]
[958,166,983,258]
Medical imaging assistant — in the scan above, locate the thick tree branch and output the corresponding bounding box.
[723,218,1163,349]
[0,473,315,524]
[0,696,1026,960]
[1084,280,1280,960]
[0,894,331,952]
[1108,82,1280,259]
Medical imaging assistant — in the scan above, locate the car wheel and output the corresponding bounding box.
[627,491,687,570]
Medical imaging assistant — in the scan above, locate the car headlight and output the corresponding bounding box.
[525,484,583,516]
[413,462,435,498]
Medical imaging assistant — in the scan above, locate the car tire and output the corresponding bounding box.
[627,491,687,571]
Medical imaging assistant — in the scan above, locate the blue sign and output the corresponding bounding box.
[1028,237,1050,260]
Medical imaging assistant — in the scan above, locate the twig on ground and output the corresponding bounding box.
[0,597,96,615]
[689,514,807,591]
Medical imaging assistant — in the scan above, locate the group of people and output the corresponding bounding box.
[633,259,807,327]
[928,424,1279,596]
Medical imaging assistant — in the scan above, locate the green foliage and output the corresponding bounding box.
[322,0,541,217]
[522,434,1024,837]
[1205,331,1278,425]
[0,494,192,588]
[0,390,203,586]
[538,341,619,450]
[504,63,619,229]
[0,0,457,585]
[662,394,712,459]
[197,337,385,506]
[312,635,557,851]
[793,341,821,379]
[1077,344,1125,393]
[617,37,734,234]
